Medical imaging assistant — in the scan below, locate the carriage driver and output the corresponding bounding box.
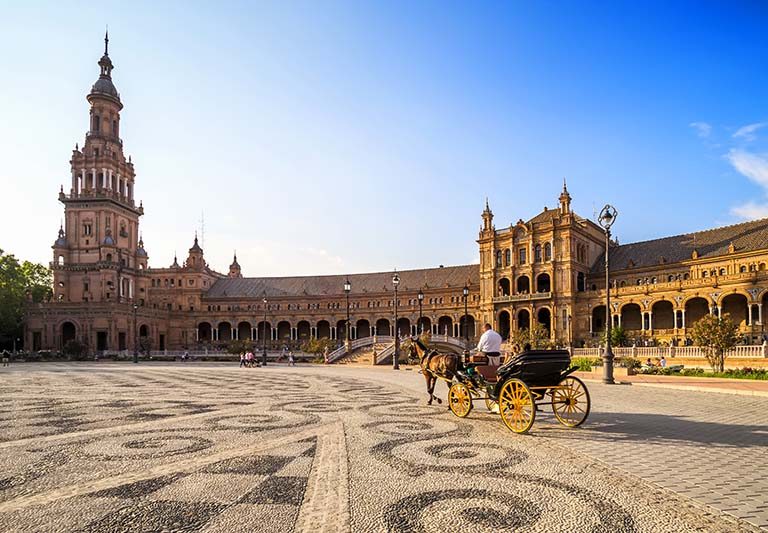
[476,323,503,366]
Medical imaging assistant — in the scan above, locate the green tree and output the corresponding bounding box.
[226,339,254,355]
[511,322,551,350]
[691,313,739,372]
[0,249,52,349]
[603,325,627,347]
[300,336,336,354]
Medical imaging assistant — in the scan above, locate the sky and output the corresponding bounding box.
[0,1,767,276]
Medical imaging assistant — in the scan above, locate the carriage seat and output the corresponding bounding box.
[473,365,500,383]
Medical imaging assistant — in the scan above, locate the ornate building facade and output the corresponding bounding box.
[23,40,768,354]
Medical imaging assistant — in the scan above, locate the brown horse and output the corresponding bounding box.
[407,337,460,405]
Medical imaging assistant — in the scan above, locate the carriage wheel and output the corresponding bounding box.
[498,378,535,434]
[551,376,590,428]
[448,383,473,418]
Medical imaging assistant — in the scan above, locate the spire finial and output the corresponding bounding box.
[104,27,109,55]
[563,177,567,192]
[485,197,489,211]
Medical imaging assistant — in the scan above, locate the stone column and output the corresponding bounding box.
[758,303,763,326]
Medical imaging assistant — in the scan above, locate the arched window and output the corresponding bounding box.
[92,115,100,132]
[702,271,708,278]
[576,272,585,292]
[112,120,118,136]
[683,273,690,280]
[667,275,674,282]
[534,244,542,263]
[504,248,511,266]
[740,265,746,273]
[719,268,726,276]
[57,255,64,266]
[544,242,552,261]
[495,250,502,268]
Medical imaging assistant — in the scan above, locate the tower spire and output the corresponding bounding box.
[559,179,572,215]
[104,27,109,55]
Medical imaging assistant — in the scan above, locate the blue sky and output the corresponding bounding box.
[1,1,767,275]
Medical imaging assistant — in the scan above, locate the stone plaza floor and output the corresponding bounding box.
[0,362,765,532]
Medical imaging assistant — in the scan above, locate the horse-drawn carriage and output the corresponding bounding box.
[448,349,590,434]
[408,338,590,435]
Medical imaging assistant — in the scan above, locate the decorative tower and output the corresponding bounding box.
[480,198,494,235]
[559,179,572,215]
[52,34,145,304]
[228,252,243,278]
[186,234,205,270]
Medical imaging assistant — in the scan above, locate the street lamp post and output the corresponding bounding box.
[462,285,469,344]
[598,204,618,384]
[417,289,424,335]
[132,303,139,364]
[392,272,400,370]
[344,278,351,343]
[262,295,268,366]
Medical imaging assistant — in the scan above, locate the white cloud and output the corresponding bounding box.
[689,122,712,138]
[733,122,766,142]
[727,149,768,220]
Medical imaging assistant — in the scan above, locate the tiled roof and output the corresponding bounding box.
[527,207,559,225]
[591,217,768,273]
[205,264,480,299]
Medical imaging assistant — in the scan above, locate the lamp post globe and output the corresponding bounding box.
[417,289,424,335]
[598,204,618,384]
[132,303,139,364]
[344,278,351,343]
[262,295,268,366]
[392,272,400,370]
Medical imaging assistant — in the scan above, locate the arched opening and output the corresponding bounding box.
[417,316,431,335]
[537,308,551,334]
[317,320,331,339]
[621,304,642,331]
[139,324,149,337]
[396,317,410,337]
[277,321,291,342]
[197,322,212,342]
[498,311,511,340]
[516,275,530,294]
[256,321,272,343]
[375,318,391,336]
[297,321,311,340]
[592,306,605,333]
[721,293,748,328]
[534,244,542,263]
[498,278,511,296]
[238,321,252,341]
[544,242,552,261]
[438,316,453,336]
[517,309,530,331]
[651,301,674,330]
[504,249,511,266]
[459,315,476,339]
[218,322,232,341]
[684,298,709,328]
[356,319,371,338]
[336,319,348,340]
[576,272,585,292]
[61,321,76,345]
[536,273,551,293]
[495,250,502,268]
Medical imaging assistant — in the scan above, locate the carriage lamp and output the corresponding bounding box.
[417,289,424,334]
[392,271,400,370]
[598,204,618,384]
[344,278,351,342]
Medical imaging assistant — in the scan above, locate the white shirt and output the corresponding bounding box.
[477,329,502,353]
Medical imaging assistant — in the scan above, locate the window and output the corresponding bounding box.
[534,244,542,263]
[83,223,92,236]
[576,272,585,292]
[93,115,100,132]
[719,268,726,276]
[519,247,527,265]
[495,250,502,268]
[740,265,746,273]
[544,243,552,261]
[702,271,708,277]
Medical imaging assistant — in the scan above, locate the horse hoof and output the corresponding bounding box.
[436,398,443,404]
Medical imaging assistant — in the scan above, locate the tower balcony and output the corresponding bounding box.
[61,188,142,214]
[85,130,123,147]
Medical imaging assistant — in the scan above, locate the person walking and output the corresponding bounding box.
[239,352,246,368]
[1,350,9,367]
[288,350,295,366]
[476,323,503,366]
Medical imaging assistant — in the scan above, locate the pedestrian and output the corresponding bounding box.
[660,355,667,368]
[1,350,9,367]
[288,350,295,366]
[240,352,246,368]
[182,350,189,362]
[476,323,503,366]
[323,346,330,364]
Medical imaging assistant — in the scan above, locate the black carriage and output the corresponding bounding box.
[448,349,590,434]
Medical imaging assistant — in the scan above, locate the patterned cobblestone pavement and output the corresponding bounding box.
[0,363,764,532]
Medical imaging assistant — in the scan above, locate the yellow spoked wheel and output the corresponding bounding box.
[448,382,473,418]
[484,397,499,413]
[498,378,535,434]
[551,376,590,428]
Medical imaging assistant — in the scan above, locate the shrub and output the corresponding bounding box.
[572,357,601,371]
[62,339,88,360]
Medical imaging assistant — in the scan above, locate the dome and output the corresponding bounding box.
[90,77,120,100]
